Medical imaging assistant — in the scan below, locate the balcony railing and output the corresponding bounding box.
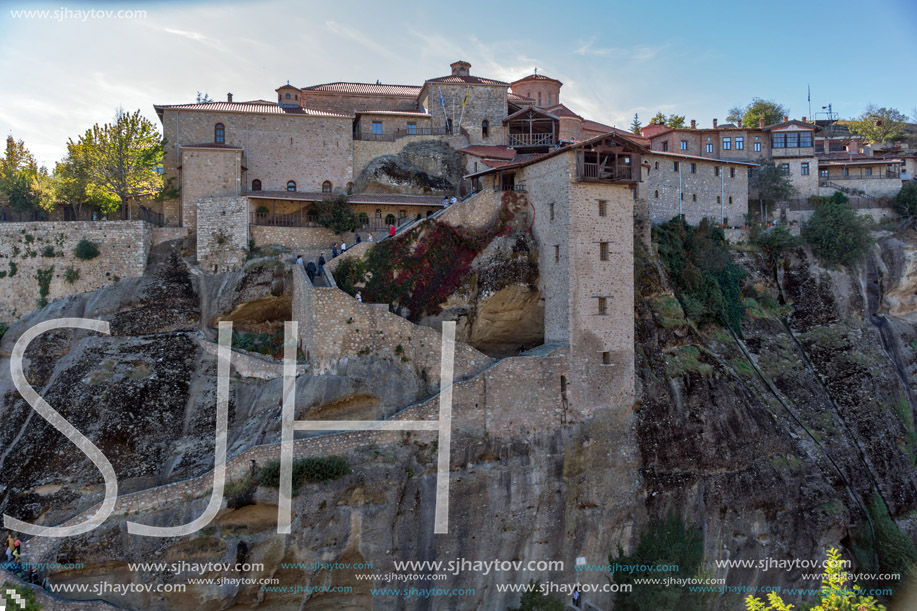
[1,205,164,225]
[507,133,555,147]
[819,172,900,185]
[493,184,526,192]
[353,126,450,142]
[578,163,634,182]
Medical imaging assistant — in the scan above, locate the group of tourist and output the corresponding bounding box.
[2,534,47,589]
[441,195,458,207]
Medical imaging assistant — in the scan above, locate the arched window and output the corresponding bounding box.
[214,123,225,144]
[385,213,396,226]
[251,179,261,191]
[286,180,296,192]
[358,212,369,226]
[322,180,332,193]
[345,182,354,194]
[481,120,489,138]
[285,93,291,99]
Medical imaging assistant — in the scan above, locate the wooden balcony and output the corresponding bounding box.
[507,133,555,147]
[577,162,635,183]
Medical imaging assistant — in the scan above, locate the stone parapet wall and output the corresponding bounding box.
[196,196,249,273]
[291,264,315,360]
[309,286,493,383]
[0,221,150,322]
[251,225,341,251]
[151,226,189,246]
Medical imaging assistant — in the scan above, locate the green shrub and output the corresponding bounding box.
[259,456,349,489]
[802,192,872,266]
[64,267,80,284]
[653,217,747,334]
[1,582,41,611]
[868,492,917,579]
[8,261,17,278]
[316,195,359,234]
[256,205,270,214]
[40,245,58,257]
[0,322,7,340]
[224,472,259,509]
[610,513,707,611]
[754,224,800,262]
[74,239,100,260]
[36,266,54,308]
[893,182,917,218]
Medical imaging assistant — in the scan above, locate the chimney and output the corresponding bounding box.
[759,118,765,128]
[737,119,743,128]
[450,60,471,77]
[783,115,789,122]
[227,93,233,103]
[690,119,696,129]
[801,116,806,123]
[712,118,718,129]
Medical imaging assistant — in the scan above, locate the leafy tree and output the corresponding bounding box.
[756,224,801,267]
[630,113,642,134]
[66,108,165,213]
[801,192,873,266]
[507,580,565,611]
[893,182,917,219]
[196,91,213,104]
[654,218,747,334]
[649,111,668,125]
[848,105,909,144]
[666,114,686,128]
[316,195,358,234]
[730,98,789,128]
[0,136,40,211]
[609,513,708,611]
[748,160,797,220]
[745,548,886,610]
[1,582,41,611]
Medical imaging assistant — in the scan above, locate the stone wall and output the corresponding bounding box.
[0,221,150,322]
[308,286,493,383]
[298,91,418,115]
[160,108,354,225]
[644,153,750,226]
[195,196,249,273]
[180,147,242,231]
[251,225,340,251]
[151,226,189,246]
[420,84,507,146]
[291,264,315,361]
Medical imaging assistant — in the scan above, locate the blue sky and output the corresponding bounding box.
[1,0,915,166]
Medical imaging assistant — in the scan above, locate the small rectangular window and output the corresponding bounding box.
[714,166,720,177]
[549,202,555,220]
[706,143,713,153]
[599,242,609,261]
[716,195,721,203]
[692,193,697,201]
[399,210,406,218]
[772,133,786,148]
[406,122,417,135]
[673,161,679,172]
[662,142,669,152]
[554,245,559,262]
[730,167,736,178]
[736,137,744,150]
[601,351,611,365]
[372,121,383,135]
[597,297,607,315]
[598,200,607,217]
[722,137,731,150]
[865,167,872,176]
[689,163,696,174]
[799,132,813,147]
[680,140,688,150]
[786,132,799,148]
[754,142,762,152]
[801,163,810,176]
[729,196,733,204]
[780,164,790,176]
[654,161,659,170]
[820,169,829,177]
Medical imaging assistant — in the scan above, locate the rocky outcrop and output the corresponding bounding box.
[353,141,464,195]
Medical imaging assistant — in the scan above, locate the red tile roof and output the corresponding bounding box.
[543,103,582,119]
[153,102,351,118]
[354,110,431,117]
[424,75,509,86]
[482,159,515,169]
[640,124,672,137]
[302,82,422,96]
[459,146,517,160]
[762,119,816,132]
[508,92,534,102]
[511,73,563,86]
[583,122,651,146]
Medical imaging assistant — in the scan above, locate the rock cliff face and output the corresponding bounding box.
[0,228,915,610]
[353,141,464,195]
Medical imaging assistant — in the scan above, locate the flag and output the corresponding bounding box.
[462,90,468,107]
[439,89,445,109]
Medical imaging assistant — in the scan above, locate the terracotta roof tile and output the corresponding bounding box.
[424,75,508,86]
[508,92,534,102]
[354,110,431,117]
[543,103,582,119]
[511,73,563,86]
[154,102,351,118]
[459,146,517,160]
[302,82,422,96]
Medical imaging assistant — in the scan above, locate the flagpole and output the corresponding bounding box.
[458,88,468,127]
[438,86,449,132]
